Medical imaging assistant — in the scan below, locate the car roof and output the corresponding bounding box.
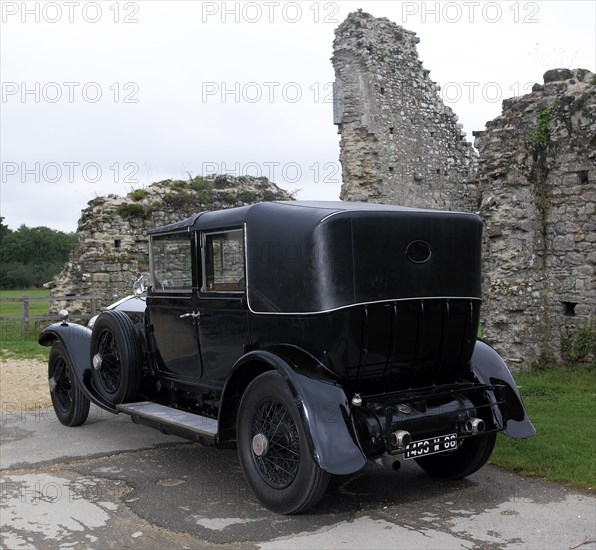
[148,201,444,235]
[148,201,483,314]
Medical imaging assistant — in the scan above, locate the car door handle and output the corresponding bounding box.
[180,311,200,319]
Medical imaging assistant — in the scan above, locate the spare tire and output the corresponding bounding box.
[90,310,142,404]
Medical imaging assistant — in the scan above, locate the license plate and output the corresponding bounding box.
[404,433,458,459]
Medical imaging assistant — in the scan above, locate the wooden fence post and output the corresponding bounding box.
[21,294,29,336]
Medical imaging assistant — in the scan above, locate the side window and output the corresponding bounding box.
[202,229,245,293]
[150,232,193,292]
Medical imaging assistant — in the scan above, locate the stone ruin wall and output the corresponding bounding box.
[50,175,292,313]
[333,10,478,212]
[334,11,595,368]
[475,68,595,367]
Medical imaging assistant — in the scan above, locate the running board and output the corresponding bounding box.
[117,401,218,440]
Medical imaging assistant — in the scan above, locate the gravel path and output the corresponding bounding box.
[0,357,51,411]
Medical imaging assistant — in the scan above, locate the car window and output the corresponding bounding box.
[202,229,245,294]
[150,233,193,292]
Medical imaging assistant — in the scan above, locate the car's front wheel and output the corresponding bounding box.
[49,341,90,426]
[414,431,497,479]
[236,371,330,514]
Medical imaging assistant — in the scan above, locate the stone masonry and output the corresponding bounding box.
[332,10,478,212]
[474,68,595,367]
[50,175,292,313]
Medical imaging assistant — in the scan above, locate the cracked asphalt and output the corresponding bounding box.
[1,405,595,549]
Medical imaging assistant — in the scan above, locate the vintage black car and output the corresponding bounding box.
[40,201,535,514]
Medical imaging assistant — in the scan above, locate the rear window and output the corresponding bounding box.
[202,229,245,294]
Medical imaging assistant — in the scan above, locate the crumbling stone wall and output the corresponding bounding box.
[50,175,291,313]
[474,68,595,367]
[332,10,478,212]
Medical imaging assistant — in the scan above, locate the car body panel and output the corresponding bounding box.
[471,340,536,438]
[40,201,534,484]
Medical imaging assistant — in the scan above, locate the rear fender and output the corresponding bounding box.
[39,322,118,413]
[471,340,536,438]
[220,347,366,475]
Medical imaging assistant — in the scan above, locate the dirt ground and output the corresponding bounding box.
[0,356,52,411]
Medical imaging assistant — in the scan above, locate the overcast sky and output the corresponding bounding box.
[1,0,594,232]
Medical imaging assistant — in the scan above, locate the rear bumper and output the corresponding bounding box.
[351,382,505,458]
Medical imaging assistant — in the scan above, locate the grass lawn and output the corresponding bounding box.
[0,288,51,316]
[490,365,595,491]
[0,336,50,362]
[0,288,51,359]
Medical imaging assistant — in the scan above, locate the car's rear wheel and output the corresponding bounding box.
[49,342,90,426]
[236,371,330,514]
[414,431,497,479]
[90,310,141,404]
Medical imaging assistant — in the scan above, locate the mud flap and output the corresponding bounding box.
[228,350,367,475]
[39,323,118,413]
[471,340,536,438]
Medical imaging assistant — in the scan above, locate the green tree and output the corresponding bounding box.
[0,217,11,244]
[0,225,76,288]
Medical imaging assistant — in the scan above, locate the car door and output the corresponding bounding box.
[147,230,204,381]
[196,227,250,383]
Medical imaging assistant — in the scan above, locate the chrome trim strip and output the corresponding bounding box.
[246,295,481,316]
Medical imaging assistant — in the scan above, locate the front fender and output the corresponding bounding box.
[471,340,536,438]
[223,348,367,476]
[39,322,118,413]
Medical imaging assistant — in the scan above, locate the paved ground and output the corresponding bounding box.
[1,405,595,550]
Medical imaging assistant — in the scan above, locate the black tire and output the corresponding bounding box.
[415,432,497,479]
[237,371,330,514]
[49,342,90,427]
[90,310,141,404]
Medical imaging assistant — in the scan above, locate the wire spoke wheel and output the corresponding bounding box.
[48,342,90,427]
[52,356,73,413]
[237,371,330,514]
[251,398,300,489]
[96,329,122,394]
